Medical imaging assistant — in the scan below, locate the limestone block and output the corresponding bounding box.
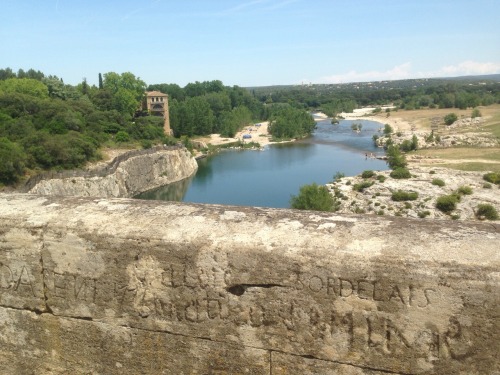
[0,307,269,374]
[0,193,499,374]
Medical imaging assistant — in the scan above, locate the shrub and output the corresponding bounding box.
[483,172,500,185]
[457,185,473,195]
[391,190,419,201]
[0,137,26,184]
[483,183,492,189]
[429,170,436,174]
[333,171,345,182]
[431,178,445,187]
[361,170,375,178]
[444,113,458,125]
[115,131,130,143]
[376,175,386,182]
[383,124,393,135]
[404,202,412,209]
[290,183,337,212]
[417,210,431,219]
[141,140,153,149]
[353,181,374,192]
[475,204,498,220]
[377,210,385,215]
[390,168,411,179]
[400,139,413,152]
[436,194,459,213]
[418,210,431,218]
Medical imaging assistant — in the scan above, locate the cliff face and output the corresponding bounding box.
[26,146,198,198]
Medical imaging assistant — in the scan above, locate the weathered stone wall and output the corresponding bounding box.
[26,146,197,198]
[0,193,498,374]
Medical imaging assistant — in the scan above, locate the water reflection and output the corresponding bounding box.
[137,174,193,201]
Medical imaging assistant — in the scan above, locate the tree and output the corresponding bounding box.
[98,73,103,90]
[383,124,393,135]
[219,106,252,137]
[0,78,49,98]
[290,183,336,211]
[0,137,26,183]
[268,106,315,139]
[103,72,146,116]
[444,113,458,125]
[386,145,407,169]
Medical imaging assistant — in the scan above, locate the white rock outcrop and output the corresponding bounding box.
[26,146,198,198]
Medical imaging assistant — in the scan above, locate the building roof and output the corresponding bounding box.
[146,91,168,97]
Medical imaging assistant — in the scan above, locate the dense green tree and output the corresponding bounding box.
[218,106,252,137]
[268,106,315,139]
[0,68,16,80]
[204,92,231,122]
[386,145,407,169]
[444,113,458,125]
[290,183,336,211]
[0,137,26,183]
[103,72,146,116]
[148,83,185,101]
[0,78,48,98]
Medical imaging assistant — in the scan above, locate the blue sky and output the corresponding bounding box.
[2,0,499,87]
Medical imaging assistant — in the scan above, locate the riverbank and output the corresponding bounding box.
[195,112,329,150]
[328,105,500,221]
[327,166,499,221]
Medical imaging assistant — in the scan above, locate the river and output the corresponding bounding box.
[136,118,389,208]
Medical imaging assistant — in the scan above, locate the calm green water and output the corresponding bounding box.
[136,118,389,208]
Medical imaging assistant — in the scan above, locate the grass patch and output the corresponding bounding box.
[431,178,445,187]
[391,190,419,201]
[483,172,500,185]
[436,194,460,213]
[475,204,499,220]
[361,170,375,178]
[390,168,411,179]
[435,162,500,173]
[457,185,473,195]
[353,181,374,192]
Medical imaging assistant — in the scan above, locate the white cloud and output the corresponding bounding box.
[315,60,500,84]
[439,61,500,76]
[317,63,413,84]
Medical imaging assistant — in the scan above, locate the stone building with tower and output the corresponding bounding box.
[145,91,172,135]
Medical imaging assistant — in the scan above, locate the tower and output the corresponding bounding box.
[145,91,172,136]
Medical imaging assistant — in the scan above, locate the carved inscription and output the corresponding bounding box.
[1,259,473,364]
[0,262,37,297]
[296,273,435,308]
[44,271,98,303]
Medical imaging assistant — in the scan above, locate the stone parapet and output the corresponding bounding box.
[0,194,498,374]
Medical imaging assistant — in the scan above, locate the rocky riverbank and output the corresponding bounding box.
[327,166,499,221]
[25,146,198,198]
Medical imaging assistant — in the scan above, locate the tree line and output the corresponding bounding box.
[0,68,315,185]
[251,77,500,116]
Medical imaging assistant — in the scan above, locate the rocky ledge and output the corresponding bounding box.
[24,145,198,198]
[327,166,499,221]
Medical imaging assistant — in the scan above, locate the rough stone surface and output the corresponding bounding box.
[0,193,499,374]
[328,166,500,221]
[26,147,198,198]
